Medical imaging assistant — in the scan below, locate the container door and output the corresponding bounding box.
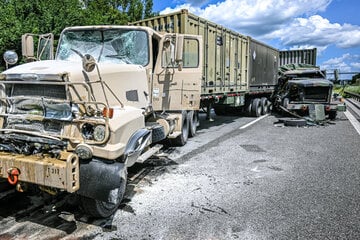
[152,34,203,111]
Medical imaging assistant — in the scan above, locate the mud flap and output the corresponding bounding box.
[77,159,126,203]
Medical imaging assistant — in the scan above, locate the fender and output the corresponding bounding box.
[77,159,126,203]
[124,128,151,167]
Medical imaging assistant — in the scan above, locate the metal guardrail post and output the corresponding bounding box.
[344,91,360,102]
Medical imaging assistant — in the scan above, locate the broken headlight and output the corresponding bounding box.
[81,123,106,142]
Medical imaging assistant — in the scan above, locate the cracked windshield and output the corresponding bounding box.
[56,29,149,66]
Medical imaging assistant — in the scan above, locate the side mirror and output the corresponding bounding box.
[22,34,35,59]
[3,50,18,69]
[175,35,184,62]
[21,33,54,61]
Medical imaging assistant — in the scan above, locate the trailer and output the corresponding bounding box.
[131,9,279,117]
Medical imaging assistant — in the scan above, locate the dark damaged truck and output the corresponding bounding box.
[272,64,346,120]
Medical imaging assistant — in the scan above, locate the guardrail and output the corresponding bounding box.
[344,91,360,102]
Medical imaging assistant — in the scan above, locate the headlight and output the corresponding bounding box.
[81,123,106,142]
[75,144,93,159]
[93,125,106,142]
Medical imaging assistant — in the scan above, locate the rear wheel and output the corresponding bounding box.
[172,111,189,146]
[188,110,198,137]
[80,169,127,218]
[260,97,269,115]
[251,98,261,117]
[328,111,337,120]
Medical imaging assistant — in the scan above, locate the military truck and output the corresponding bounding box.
[272,64,345,120]
[0,10,278,217]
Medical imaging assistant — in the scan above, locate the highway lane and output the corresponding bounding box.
[0,111,359,239]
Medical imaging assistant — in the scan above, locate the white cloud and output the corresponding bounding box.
[160,0,360,72]
[160,0,360,50]
[160,0,332,36]
[321,53,360,73]
[268,15,360,49]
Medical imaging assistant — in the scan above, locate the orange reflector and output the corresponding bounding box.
[102,108,114,118]
[301,105,308,111]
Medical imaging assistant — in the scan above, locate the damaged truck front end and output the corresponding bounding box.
[274,64,345,120]
[0,69,123,201]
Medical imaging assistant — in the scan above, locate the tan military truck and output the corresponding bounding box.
[0,26,202,217]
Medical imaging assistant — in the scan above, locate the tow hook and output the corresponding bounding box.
[7,167,20,185]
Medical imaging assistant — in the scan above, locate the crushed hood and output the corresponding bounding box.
[288,79,333,88]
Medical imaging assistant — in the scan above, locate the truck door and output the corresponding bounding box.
[152,34,203,111]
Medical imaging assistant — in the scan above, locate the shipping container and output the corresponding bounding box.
[279,48,317,66]
[131,9,279,101]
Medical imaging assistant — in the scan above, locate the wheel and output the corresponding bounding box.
[213,106,226,116]
[283,118,307,127]
[260,97,269,115]
[172,111,189,146]
[245,99,253,116]
[328,111,337,120]
[251,98,261,117]
[80,169,127,218]
[188,110,198,137]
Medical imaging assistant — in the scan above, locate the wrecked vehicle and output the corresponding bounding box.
[0,26,202,217]
[273,64,345,120]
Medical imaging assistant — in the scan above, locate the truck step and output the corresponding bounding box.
[137,144,163,163]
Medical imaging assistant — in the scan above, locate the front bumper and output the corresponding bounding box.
[0,151,79,192]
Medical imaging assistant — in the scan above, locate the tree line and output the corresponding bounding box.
[0,0,156,69]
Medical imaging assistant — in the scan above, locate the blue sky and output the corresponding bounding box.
[153,0,360,79]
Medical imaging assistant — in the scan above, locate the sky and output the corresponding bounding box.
[152,0,360,79]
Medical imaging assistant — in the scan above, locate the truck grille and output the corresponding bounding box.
[9,84,66,99]
[303,87,330,102]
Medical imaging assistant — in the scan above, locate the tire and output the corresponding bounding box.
[260,97,269,115]
[80,169,127,218]
[172,111,189,146]
[283,118,307,127]
[328,111,337,120]
[251,98,261,117]
[188,110,198,137]
[213,106,226,116]
[245,99,253,116]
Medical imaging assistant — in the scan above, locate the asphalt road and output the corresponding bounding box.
[0,111,359,240]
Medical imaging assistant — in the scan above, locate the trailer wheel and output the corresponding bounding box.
[213,106,226,116]
[80,169,127,218]
[172,111,189,146]
[260,97,269,115]
[251,98,262,117]
[328,111,337,120]
[188,110,198,137]
[245,99,253,116]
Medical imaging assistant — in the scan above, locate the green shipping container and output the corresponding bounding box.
[131,9,279,97]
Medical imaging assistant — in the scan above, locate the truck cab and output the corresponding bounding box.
[0,25,202,217]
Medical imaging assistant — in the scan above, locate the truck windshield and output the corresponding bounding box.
[56,28,149,66]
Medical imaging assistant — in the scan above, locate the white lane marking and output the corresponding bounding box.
[239,114,269,130]
[344,110,360,135]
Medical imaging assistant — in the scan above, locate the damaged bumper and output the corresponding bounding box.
[0,151,79,192]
